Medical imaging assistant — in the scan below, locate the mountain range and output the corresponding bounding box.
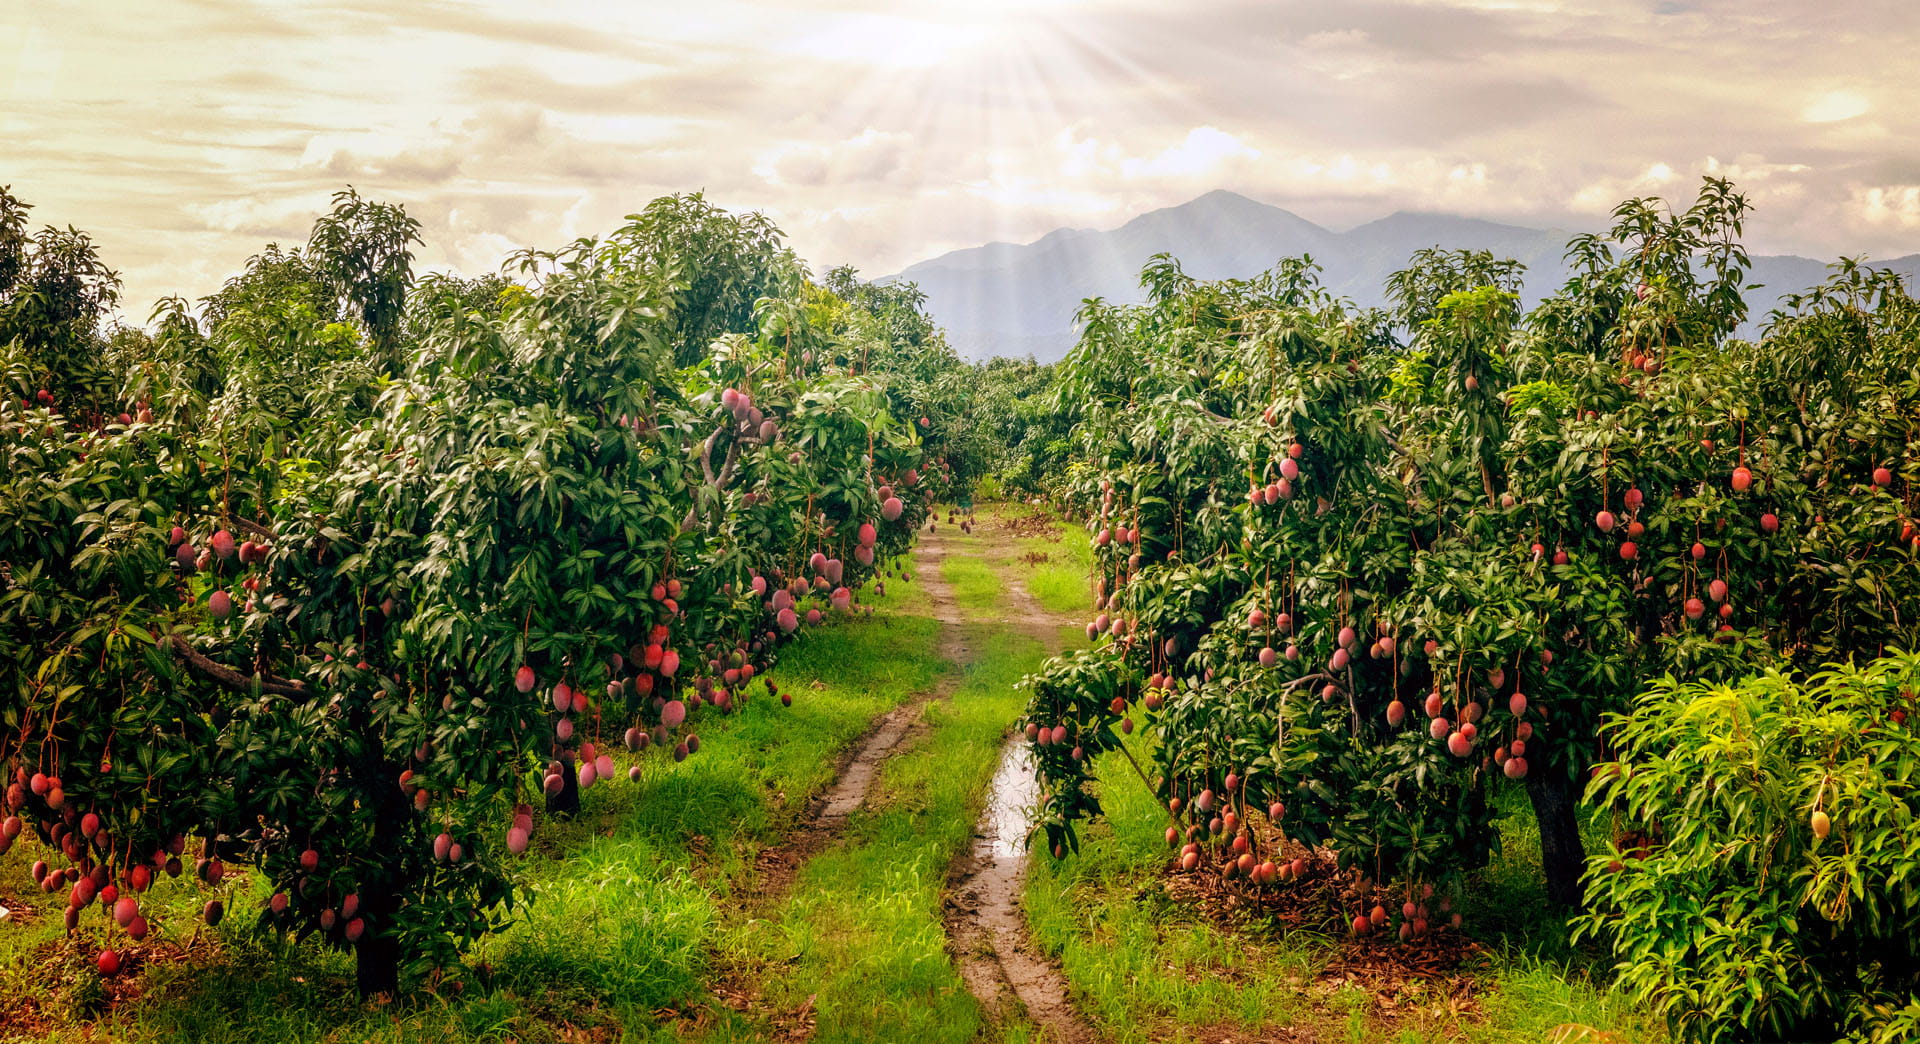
[883,190,1920,362]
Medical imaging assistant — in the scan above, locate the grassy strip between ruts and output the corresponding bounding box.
[997,503,1094,619]
[0,562,941,1044]
[689,517,1067,1044]
[1024,730,1668,1044]
[694,623,1045,1044]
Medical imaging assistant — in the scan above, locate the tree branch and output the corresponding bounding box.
[1282,671,1333,692]
[680,429,722,533]
[713,434,743,494]
[167,636,308,696]
[232,517,278,542]
[698,429,720,487]
[680,422,750,534]
[1380,424,1428,505]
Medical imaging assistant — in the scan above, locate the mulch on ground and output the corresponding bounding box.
[1156,840,1490,1020]
[991,508,1064,541]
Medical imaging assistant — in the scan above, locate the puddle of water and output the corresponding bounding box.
[980,739,1039,861]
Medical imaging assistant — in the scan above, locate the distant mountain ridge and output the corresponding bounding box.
[884,190,1920,362]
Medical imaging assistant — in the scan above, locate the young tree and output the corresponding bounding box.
[305,187,422,370]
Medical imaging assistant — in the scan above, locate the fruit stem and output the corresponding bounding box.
[1113,735,1174,824]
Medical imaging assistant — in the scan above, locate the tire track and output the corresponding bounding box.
[943,551,1098,1044]
[744,527,973,908]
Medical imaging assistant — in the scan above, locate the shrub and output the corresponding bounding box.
[1577,652,1920,1044]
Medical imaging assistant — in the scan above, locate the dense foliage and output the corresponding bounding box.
[0,188,962,992]
[965,356,1073,499]
[1019,178,1920,937]
[1578,653,1920,1044]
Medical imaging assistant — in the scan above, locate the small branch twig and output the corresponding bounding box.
[167,636,307,696]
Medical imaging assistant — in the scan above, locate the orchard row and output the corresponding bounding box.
[0,189,971,992]
[1018,179,1920,1040]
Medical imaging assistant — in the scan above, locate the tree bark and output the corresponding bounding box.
[1527,767,1587,909]
[347,706,414,999]
[352,790,407,998]
[231,516,278,542]
[167,636,307,696]
[679,423,747,534]
[354,924,401,997]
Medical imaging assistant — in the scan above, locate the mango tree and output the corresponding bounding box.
[1021,178,1920,935]
[1,189,942,993]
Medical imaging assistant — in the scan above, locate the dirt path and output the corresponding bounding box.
[746,526,974,899]
[728,512,1097,1043]
[943,553,1098,1044]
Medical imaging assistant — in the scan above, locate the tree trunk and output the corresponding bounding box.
[353,759,411,999]
[545,751,580,818]
[354,928,401,997]
[1527,767,1587,909]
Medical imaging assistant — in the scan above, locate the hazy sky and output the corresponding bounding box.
[5,0,1917,319]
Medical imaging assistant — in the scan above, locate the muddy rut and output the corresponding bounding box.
[943,569,1096,1044]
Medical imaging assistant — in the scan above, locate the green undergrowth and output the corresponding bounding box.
[0,560,943,1044]
[1025,736,1664,1044]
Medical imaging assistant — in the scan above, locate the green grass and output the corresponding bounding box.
[952,499,1092,619]
[0,561,946,1043]
[1016,526,1091,619]
[1024,739,1318,1044]
[693,518,1065,1043]
[940,552,1004,616]
[706,624,1043,1043]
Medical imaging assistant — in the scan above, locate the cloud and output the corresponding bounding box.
[454,62,760,120]
[1803,90,1871,124]
[756,129,918,188]
[1122,127,1259,179]
[187,193,336,238]
[1,0,1917,317]
[1853,185,1920,231]
[326,0,674,62]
